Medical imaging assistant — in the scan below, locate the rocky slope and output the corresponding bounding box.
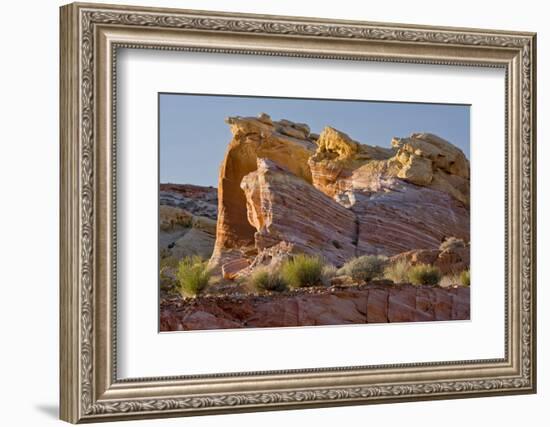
[160,283,470,331]
[159,184,218,260]
[211,113,470,277]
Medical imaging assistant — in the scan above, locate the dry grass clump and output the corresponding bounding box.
[408,264,441,286]
[440,269,470,287]
[176,256,211,297]
[339,255,387,282]
[249,267,287,292]
[280,254,324,288]
[383,259,412,284]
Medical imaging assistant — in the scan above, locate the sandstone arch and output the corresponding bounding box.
[210,114,317,267]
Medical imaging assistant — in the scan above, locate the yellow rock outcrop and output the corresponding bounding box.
[210,114,470,277]
[211,114,317,267]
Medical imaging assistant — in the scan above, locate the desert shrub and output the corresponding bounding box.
[408,264,441,286]
[176,256,211,297]
[249,268,287,292]
[460,269,470,287]
[281,254,324,288]
[321,264,338,287]
[384,259,412,284]
[439,236,466,252]
[339,255,387,282]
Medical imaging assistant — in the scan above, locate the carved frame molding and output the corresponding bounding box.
[60,2,536,423]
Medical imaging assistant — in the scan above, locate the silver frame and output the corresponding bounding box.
[60,2,536,423]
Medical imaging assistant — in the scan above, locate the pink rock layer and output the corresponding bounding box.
[210,114,470,275]
[160,284,470,331]
[350,178,470,256]
[240,158,358,266]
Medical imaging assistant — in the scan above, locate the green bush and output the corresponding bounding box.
[176,256,211,297]
[460,269,470,287]
[249,268,287,292]
[281,254,324,288]
[339,255,387,282]
[383,259,412,283]
[408,264,441,286]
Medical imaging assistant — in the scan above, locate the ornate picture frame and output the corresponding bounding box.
[60,2,536,423]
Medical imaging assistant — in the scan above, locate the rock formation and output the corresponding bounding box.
[240,158,357,266]
[210,113,470,276]
[211,115,317,268]
[349,180,469,255]
[390,237,470,275]
[160,183,217,219]
[159,184,218,260]
[160,284,470,331]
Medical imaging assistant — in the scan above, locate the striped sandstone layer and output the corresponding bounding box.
[160,284,470,331]
[210,114,317,269]
[211,113,470,276]
[240,158,357,266]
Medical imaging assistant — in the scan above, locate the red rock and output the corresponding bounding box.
[415,288,436,322]
[387,286,418,322]
[160,182,217,197]
[308,127,469,256]
[211,114,316,268]
[209,116,469,270]
[351,181,469,256]
[240,158,358,266]
[450,287,471,320]
[391,240,470,275]
[159,309,182,331]
[391,249,439,266]
[344,290,369,316]
[160,284,469,331]
[299,293,366,325]
[245,299,300,328]
[366,288,389,323]
[435,246,470,275]
[222,258,250,279]
[432,288,454,321]
[182,311,242,331]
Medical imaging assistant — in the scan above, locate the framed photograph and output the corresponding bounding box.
[60,2,537,423]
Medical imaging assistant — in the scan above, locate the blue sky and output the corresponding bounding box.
[160,93,470,187]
